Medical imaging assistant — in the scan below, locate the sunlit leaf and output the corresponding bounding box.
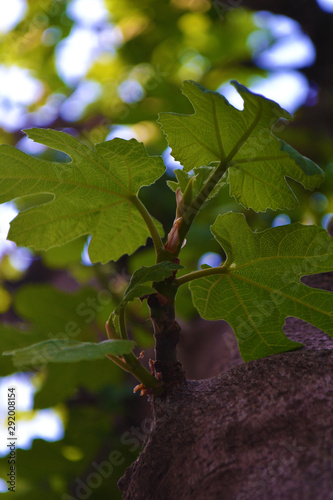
[3,339,135,368]
[0,129,165,263]
[189,212,333,361]
[159,81,324,211]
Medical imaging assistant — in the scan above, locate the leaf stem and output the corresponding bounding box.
[119,307,127,340]
[131,195,163,254]
[176,121,258,256]
[176,161,227,254]
[106,354,129,370]
[176,265,228,286]
[106,353,163,394]
[106,306,163,394]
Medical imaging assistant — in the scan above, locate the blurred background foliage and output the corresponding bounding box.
[0,0,332,497]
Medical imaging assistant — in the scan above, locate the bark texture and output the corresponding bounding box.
[119,273,333,499]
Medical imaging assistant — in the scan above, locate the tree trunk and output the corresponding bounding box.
[119,273,333,499]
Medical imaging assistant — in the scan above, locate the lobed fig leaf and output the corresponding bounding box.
[159,81,324,212]
[189,212,333,361]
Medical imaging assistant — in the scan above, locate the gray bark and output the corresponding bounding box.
[119,272,333,499]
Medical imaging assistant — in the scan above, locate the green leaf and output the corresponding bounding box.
[0,285,104,375]
[3,339,135,368]
[127,261,183,290]
[159,80,324,211]
[189,212,333,361]
[0,284,118,387]
[0,129,165,263]
[41,236,87,268]
[116,261,183,311]
[121,284,156,305]
[13,284,115,334]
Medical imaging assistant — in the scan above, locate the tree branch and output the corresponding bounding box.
[147,293,185,387]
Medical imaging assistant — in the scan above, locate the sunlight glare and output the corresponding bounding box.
[67,0,109,26]
[0,375,64,456]
[198,252,222,269]
[316,0,333,12]
[0,0,26,34]
[250,71,309,114]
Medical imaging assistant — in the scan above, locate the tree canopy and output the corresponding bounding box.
[0,1,332,498]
